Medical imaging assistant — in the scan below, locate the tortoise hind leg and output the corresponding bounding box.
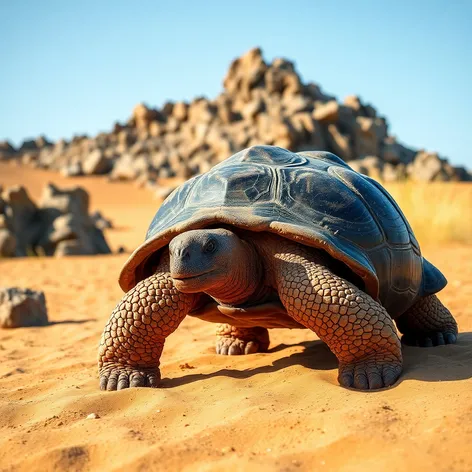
[216,324,270,355]
[396,295,458,347]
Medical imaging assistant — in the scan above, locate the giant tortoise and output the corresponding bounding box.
[98,145,458,390]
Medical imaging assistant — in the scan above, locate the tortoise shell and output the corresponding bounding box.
[120,145,446,317]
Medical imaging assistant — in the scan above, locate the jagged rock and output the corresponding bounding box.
[48,213,81,244]
[0,141,15,153]
[131,103,162,129]
[21,152,39,165]
[241,97,265,121]
[60,161,83,177]
[313,100,340,123]
[265,57,302,96]
[289,113,326,151]
[82,149,111,175]
[117,129,136,147]
[188,99,216,124]
[109,154,140,181]
[344,95,377,118]
[224,47,267,102]
[382,136,416,165]
[0,141,16,160]
[19,139,39,152]
[215,95,236,124]
[325,124,353,161]
[382,163,407,182]
[158,167,175,178]
[3,47,468,183]
[408,151,445,182]
[35,135,52,148]
[162,101,174,116]
[165,116,180,133]
[54,239,83,256]
[344,95,363,113]
[90,211,113,230]
[1,186,38,256]
[450,166,472,181]
[282,95,313,116]
[0,287,48,328]
[48,213,111,256]
[0,229,16,257]
[149,121,165,138]
[39,183,89,219]
[0,183,111,258]
[305,83,334,102]
[349,156,384,178]
[354,117,387,157]
[172,102,189,122]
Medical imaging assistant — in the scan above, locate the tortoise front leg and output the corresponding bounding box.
[274,246,402,390]
[98,271,197,390]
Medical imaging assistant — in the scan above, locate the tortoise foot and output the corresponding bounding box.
[338,353,402,390]
[215,324,269,355]
[401,330,457,347]
[99,362,161,391]
[215,337,263,355]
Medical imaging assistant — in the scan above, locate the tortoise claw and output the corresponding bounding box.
[216,337,262,355]
[401,331,458,347]
[338,354,402,390]
[99,363,160,391]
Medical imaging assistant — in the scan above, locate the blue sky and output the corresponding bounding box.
[1,0,471,167]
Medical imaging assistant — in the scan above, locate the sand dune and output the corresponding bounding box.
[0,163,471,471]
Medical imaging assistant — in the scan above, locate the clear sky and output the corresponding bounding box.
[1,0,471,167]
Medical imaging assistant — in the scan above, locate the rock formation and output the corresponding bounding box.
[0,184,111,257]
[1,48,469,190]
[0,287,48,328]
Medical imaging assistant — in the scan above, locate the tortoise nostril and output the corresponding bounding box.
[174,247,190,259]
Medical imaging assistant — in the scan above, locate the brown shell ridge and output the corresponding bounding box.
[119,209,380,298]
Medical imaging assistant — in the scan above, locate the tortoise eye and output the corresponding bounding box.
[203,239,217,254]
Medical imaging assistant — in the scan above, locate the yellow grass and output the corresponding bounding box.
[383,182,472,245]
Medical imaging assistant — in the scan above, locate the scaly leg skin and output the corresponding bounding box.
[396,294,458,347]
[215,323,270,355]
[98,271,196,390]
[273,244,402,390]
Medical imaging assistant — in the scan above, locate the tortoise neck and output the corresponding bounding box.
[207,239,263,306]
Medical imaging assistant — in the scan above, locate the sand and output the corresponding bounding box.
[0,162,471,472]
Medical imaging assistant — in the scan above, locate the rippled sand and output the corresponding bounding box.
[1,163,471,471]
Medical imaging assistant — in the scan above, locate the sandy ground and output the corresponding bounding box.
[0,162,471,472]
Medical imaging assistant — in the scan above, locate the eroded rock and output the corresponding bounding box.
[0,287,48,328]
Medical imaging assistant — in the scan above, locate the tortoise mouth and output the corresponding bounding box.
[172,270,214,282]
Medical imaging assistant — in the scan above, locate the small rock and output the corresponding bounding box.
[60,161,83,177]
[90,211,113,230]
[179,363,195,370]
[221,446,235,454]
[0,287,48,328]
[86,413,100,419]
[313,100,339,123]
[0,229,17,257]
[82,149,111,175]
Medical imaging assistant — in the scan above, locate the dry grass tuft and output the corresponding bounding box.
[383,182,472,245]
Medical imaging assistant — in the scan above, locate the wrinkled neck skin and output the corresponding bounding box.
[205,239,267,307]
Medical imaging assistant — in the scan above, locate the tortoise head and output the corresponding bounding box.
[169,228,247,294]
